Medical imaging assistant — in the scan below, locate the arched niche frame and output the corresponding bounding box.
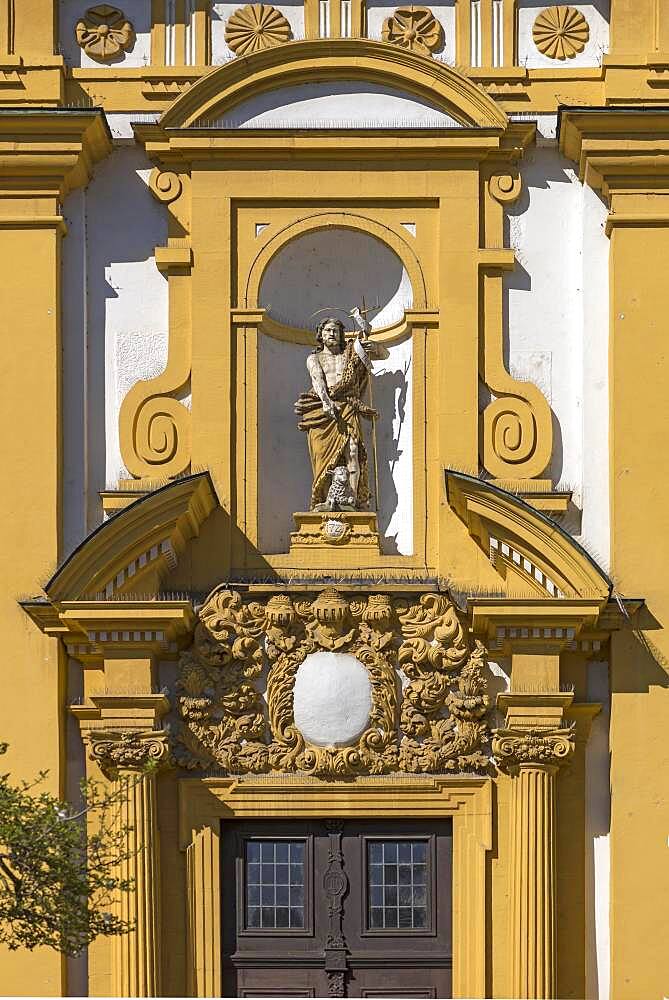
[125,39,552,579]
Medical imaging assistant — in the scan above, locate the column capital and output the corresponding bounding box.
[88,728,171,778]
[492,723,575,773]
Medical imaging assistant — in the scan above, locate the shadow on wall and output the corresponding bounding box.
[84,146,170,521]
[519,0,609,17]
[372,362,410,554]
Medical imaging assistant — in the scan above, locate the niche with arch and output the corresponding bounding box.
[256,226,414,555]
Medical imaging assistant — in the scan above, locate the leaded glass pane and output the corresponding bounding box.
[245,840,306,929]
[366,840,430,931]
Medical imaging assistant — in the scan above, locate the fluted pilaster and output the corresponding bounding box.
[89,730,169,998]
[509,764,557,998]
[113,770,161,997]
[493,723,574,1000]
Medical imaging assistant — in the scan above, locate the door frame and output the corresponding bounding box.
[179,776,492,999]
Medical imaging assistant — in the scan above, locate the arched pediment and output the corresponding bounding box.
[43,473,217,602]
[159,39,508,130]
[446,471,611,601]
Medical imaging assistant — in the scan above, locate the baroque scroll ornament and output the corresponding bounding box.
[381,6,443,56]
[88,730,170,777]
[492,725,575,770]
[174,587,491,778]
[532,6,589,60]
[75,5,134,62]
[225,3,292,55]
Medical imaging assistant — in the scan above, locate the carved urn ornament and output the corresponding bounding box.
[225,3,292,55]
[532,5,589,60]
[381,6,443,56]
[75,4,134,61]
[174,587,491,779]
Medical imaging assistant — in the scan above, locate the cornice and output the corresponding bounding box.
[155,39,508,131]
[559,106,669,197]
[446,472,611,601]
[0,107,111,195]
[41,472,217,603]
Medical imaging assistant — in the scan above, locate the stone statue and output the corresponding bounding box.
[295,316,389,510]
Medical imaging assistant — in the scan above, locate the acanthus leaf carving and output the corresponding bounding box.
[174,587,493,778]
[492,724,576,771]
[88,729,170,777]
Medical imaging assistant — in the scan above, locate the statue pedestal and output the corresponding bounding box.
[289,511,381,562]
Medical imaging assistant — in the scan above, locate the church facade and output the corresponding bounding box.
[1,1,668,997]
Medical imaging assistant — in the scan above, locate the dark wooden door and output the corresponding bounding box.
[221,819,452,998]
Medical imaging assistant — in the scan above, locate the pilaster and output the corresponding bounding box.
[493,655,575,1000]
[88,729,170,998]
[560,108,669,1000]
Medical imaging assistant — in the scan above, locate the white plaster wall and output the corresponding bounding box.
[517,1,609,69]
[211,82,460,128]
[367,0,456,64]
[59,0,151,68]
[505,143,610,569]
[212,1,305,62]
[578,184,610,570]
[257,333,413,555]
[585,661,611,1000]
[65,145,168,508]
[259,228,412,329]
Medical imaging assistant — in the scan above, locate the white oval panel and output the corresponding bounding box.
[293,651,372,748]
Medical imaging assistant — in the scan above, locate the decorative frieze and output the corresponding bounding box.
[174,587,491,778]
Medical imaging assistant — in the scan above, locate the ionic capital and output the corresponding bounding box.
[88,729,171,778]
[492,724,575,773]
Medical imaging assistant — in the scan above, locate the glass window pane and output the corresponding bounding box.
[366,840,430,932]
[245,840,306,930]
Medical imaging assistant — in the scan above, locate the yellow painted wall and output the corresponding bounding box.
[609,222,669,1000]
[0,226,65,993]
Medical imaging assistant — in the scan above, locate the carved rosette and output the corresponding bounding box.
[75,5,134,62]
[174,587,491,778]
[492,725,575,772]
[89,730,170,777]
[381,6,443,56]
[532,6,589,60]
[225,4,292,55]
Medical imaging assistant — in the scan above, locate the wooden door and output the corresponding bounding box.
[221,819,452,997]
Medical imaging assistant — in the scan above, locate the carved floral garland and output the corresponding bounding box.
[174,588,490,778]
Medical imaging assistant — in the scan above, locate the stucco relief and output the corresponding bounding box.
[174,588,491,778]
[224,3,292,55]
[381,6,443,56]
[75,4,134,62]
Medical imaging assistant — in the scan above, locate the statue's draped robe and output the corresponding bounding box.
[295,342,372,509]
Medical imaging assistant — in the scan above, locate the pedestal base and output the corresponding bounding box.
[289,511,381,562]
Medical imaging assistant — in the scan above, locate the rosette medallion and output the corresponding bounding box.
[225,3,292,55]
[75,4,134,62]
[532,6,589,60]
[381,6,443,56]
